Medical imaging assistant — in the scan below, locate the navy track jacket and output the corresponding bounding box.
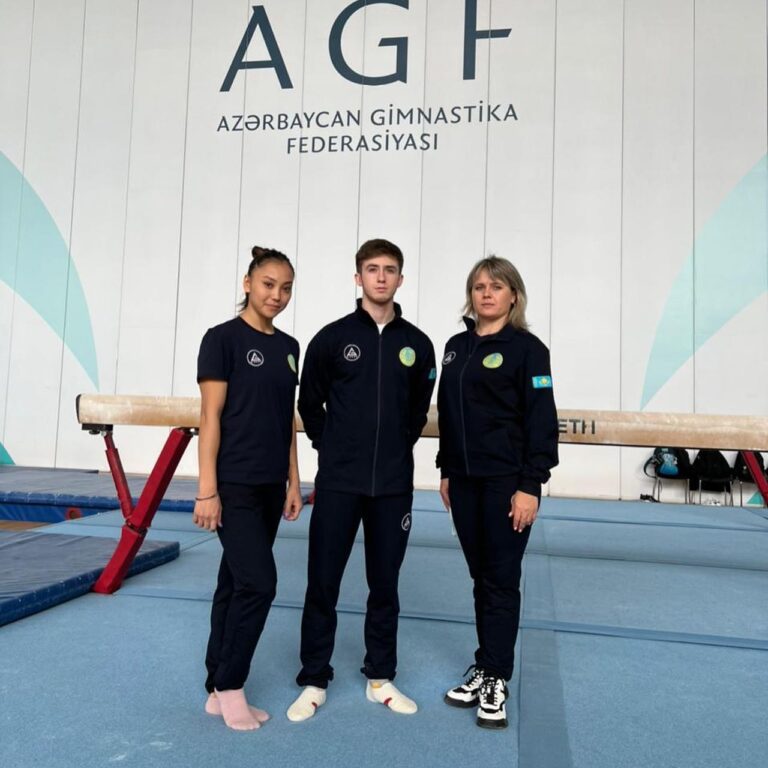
[436,318,559,497]
[298,300,436,497]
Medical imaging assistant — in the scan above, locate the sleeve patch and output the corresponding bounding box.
[428,368,437,380]
[532,375,552,389]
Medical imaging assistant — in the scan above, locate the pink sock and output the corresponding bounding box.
[213,688,261,731]
[205,692,270,723]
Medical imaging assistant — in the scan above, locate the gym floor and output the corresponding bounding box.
[1,490,767,768]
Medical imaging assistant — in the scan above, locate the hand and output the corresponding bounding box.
[439,478,451,512]
[193,495,222,531]
[509,490,538,533]
[283,483,303,521]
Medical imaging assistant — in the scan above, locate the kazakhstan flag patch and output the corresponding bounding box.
[532,375,553,389]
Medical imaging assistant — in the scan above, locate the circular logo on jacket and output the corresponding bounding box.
[443,351,456,365]
[399,347,416,367]
[401,512,412,531]
[482,353,503,369]
[343,344,361,362]
[247,349,264,367]
[287,353,297,373]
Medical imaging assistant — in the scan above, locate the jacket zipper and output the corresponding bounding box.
[371,331,383,495]
[458,336,476,475]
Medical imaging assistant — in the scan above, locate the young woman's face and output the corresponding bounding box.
[471,268,515,324]
[355,255,403,305]
[243,260,294,320]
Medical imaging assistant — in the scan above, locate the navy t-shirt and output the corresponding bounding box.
[197,317,300,486]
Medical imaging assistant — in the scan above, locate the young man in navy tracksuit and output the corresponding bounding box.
[287,239,436,721]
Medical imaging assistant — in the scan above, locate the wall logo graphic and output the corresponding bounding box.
[216,1,518,154]
[247,349,264,367]
[1,151,101,465]
[344,344,361,362]
[641,154,768,409]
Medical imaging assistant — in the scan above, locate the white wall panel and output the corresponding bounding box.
[115,0,192,471]
[419,0,493,363]
[54,0,138,469]
[693,0,768,416]
[547,0,623,498]
[619,0,694,500]
[0,0,34,457]
[3,0,85,466]
[484,0,556,340]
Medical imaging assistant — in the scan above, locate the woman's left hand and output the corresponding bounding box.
[509,490,538,533]
[283,483,303,521]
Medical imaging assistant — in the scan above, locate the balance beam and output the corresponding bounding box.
[76,393,768,593]
[77,394,768,451]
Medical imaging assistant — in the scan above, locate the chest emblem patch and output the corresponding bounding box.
[287,353,297,373]
[247,349,264,367]
[532,375,553,389]
[443,351,456,365]
[482,353,503,369]
[399,347,416,367]
[344,344,361,362]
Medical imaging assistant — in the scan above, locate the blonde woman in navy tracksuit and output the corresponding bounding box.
[437,257,559,730]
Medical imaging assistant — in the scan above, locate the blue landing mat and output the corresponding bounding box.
[0,530,179,627]
[0,465,314,522]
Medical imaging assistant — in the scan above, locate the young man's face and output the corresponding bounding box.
[355,255,403,305]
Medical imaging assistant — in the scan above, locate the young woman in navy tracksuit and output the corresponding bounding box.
[193,247,303,731]
[438,256,559,730]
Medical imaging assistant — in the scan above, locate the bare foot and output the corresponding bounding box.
[205,692,270,722]
[213,688,260,731]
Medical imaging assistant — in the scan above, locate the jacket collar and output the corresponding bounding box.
[355,298,403,327]
[462,316,519,341]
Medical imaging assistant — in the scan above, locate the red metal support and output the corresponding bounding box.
[741,451,768,506]
[93,427,193,594]
[103,432,133,519]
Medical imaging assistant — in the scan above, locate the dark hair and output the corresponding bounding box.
[355,238,403,273]
[239,245,295,311]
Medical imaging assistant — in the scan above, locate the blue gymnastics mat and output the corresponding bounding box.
[0,530,179,627]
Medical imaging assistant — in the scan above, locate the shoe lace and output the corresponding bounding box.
[462,664,484,687]
[480,675,503,706]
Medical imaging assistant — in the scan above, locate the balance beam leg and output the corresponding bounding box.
[93,427,193,594]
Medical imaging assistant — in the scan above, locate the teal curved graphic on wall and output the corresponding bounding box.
[0,151,99,387]
[0,441,12,465]
[641,155,768,409]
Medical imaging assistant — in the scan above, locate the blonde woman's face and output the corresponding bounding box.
[471,268,515,323]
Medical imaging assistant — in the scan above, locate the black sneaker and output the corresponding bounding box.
[476,674,508,729]
[444,665,485,708]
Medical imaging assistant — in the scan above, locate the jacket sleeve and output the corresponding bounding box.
[409,336,437,446]
[297,331,331,449]
[518,340,560,497]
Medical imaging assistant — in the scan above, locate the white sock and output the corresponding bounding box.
[286,686,327,722]
[366,680,418,714]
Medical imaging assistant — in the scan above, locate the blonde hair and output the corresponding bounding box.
[462,256,529,330]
